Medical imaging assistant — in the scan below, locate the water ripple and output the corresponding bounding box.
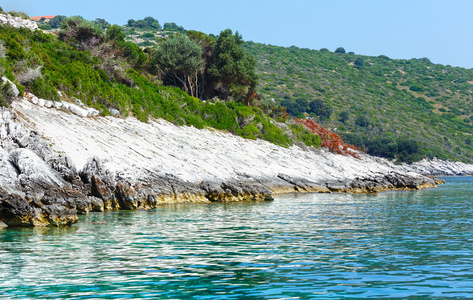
[1,177,473,298]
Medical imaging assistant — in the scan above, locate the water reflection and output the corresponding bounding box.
[1,177,473,298]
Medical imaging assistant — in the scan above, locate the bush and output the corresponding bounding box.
[8,11,29,20]
[355,115,369,127]
[59,16,104,50]
[354,57,364,68]
[339,111,349,123]
[409,83,424,92]
[39,24,52,30]
[309,99,332,119]
[140,33,154,38]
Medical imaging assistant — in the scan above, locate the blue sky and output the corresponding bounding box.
[2,0,472,69]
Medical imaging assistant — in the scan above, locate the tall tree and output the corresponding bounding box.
[186,30,215,98]
[208,29,257,102]
[154,34,203,97]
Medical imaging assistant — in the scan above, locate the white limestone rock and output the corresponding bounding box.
[0,13,39,30]
[9,98,437,188]
[68,103,88,117]
[44,100,54,108]
[87,108,99,117]
[54,101,63,109]
[1,76,19,97]
[8,148,66,187]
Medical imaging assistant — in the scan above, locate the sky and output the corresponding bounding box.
[2,0,472,69]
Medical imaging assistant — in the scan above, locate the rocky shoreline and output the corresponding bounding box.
[0,12,465,228]
[404,159,473,176]
[0,95,446,227]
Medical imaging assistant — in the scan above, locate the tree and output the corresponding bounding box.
[354,57,364,68]
[309,99,332,119]
[144,16,161,29]
[281,99,305,117]
[155,34,203,97]
[335,47,346,54]
[355,115,369,127]
[186,30,216,98]
[208,29,257,102]
[106,24,125,43]
[94,18,109,29]
[339,111,349,123]
[48,15,67,29]
[164,22,184,32]
[59,16,104,50]
[40,24,52,30]
[134,20,148,28]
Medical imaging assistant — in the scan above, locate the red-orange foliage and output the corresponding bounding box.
[295,118,359,158]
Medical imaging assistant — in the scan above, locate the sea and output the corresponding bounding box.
[1,176,473,299]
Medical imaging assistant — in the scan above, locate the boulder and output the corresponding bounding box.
[8,148,65,188]
[115,180,138,209]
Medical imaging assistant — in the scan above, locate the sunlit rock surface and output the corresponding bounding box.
[0,13,38,30]
[405,158,473,176]
[0,97,439,227]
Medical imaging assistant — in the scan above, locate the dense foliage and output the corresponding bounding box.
[246,43,473,162]
[0,16,322,150]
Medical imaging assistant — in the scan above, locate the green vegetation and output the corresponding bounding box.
[154,34,202,97]
[127,16,162,30]
[4,11,473,163]
[245,43,473,162]
[0,15,318,149]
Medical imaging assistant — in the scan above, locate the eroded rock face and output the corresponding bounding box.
[0,191,78,227]
[0,98,444,227]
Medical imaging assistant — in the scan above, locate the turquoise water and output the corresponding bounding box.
[1,177,473,299]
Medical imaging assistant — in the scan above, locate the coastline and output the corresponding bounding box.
[0,96,444,227]
[0,13,466,228]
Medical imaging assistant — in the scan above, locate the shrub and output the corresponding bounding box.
[339,111,349,123]
[354,57,364,68]
[295,118,358,157]
[409,83,424,92]
[59,16,104,50]
[39,24,52,30]
[309,99,332,119]
[355,115,369,127]
[8,11,29,20]
[140,33,154,38]
[17,66,42,84]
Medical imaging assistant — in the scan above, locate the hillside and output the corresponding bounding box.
[4,12,473,163]
[0,12,465,227]
[118,22,473,163]
[0,14,325,151]
[245,43,473,163]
